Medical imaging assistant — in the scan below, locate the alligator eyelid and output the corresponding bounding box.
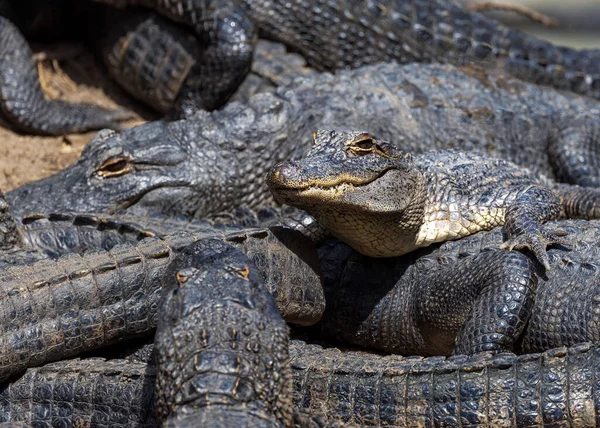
[95,157,131,178]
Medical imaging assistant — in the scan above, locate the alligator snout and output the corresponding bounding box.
[266,161,302,189]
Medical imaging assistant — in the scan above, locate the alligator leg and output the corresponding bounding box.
[0,190,23,252]
[99,0,257,117]
[554,184,600,220]
[0,16,133,136]
[501,185,570,270]
[416,250,538,355]
[550,117,600,187]
[100,9,198,114]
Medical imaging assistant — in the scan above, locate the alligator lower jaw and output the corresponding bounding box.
[271,182,355,204]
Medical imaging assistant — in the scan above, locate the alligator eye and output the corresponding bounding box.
[355,138,375,150]
[95,157,131,178]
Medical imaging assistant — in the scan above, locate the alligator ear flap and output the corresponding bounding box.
[376,141,413,166]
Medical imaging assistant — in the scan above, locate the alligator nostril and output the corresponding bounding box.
[267,163,293,187]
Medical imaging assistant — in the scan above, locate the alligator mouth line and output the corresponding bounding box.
[271,167,398,194]
[110,181,192,214]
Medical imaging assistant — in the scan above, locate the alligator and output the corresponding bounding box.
[0,0,311,134]
[4,217,600,425]
[154,238,293,426]
[5,0,600,135]
[312,218,600,357]
[267,129,600,269]
[2,200,314,262]
[4,333,600,426]
[94,0,600,102]
[8,61,600,219]
[0,13,134,135]
[0,358,157,427]
[0,224,323,384]
[289,339,600,426]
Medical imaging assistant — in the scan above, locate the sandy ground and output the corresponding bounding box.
[1,10,599,192]
[0,45,153,191]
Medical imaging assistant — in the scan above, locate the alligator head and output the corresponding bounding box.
[267,129,426,257]
[7,117,257,218]
[155,238,292,425]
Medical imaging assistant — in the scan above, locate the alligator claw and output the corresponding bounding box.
[500,226,571,270]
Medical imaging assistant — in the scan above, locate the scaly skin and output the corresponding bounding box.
[0,226,322,383]
[267,129,591,269]
[10,203,314,260]
[9,62,600,220]
[97,0,257,116]
[5,0,600,133]
[314,219,600,357]
[0,191,22,252]
[4,339,600,427]
[99,0,600,99]
[3,338,600,427]
[0,15,133,135]
[290,340,600,427]
[0,1,302,133]
[155,239,293,427]
[16,212,155,259]
[0,358,156,427]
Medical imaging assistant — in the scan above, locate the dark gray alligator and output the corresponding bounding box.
[5,0,600,134]
[0,224,323,384]
[155,238,293,426]
[0,358,156,427]
[5,202,313,262]
[289,340,600,426]
[0,13,133,135]
[8,62,600,219]
[0,0,311,134]
[5,222,600,426]
[267,129,600,269]
[97,0,600,101]
[4,339,600,427]
[312,219,600,358]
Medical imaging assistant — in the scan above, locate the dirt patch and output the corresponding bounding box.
[0,45,154,191]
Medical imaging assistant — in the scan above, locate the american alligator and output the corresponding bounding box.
[0,0,311,134]
[97,0,600,101]
[314,219,600,357]
[0,358,156,427]
[0,14,133,135]
[8,62,600,219]
[4,338,600,426]
[267,129,600,269]
[155,238,293,426]
[2,201,314,262]
[0,225,322,384]
[5,0,600,135]
[4,218,600,425]
[289,340,600,426]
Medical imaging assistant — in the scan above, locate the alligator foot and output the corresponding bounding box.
[500,224,571,270]
[502,185,567,270]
